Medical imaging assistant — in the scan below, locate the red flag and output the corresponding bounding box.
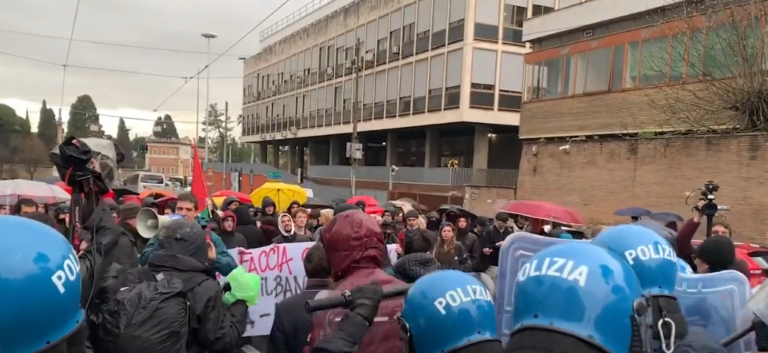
[191,144,209,216]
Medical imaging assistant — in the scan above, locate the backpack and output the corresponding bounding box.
[99,268,208,353]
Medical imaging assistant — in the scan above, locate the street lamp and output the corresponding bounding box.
[201,32,218,163]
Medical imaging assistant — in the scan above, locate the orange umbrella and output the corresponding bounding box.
[138,189,176,200]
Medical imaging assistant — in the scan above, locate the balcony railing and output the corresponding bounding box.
[307,165,519,187]
[259,0,336,40]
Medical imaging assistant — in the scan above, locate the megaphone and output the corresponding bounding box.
[136,208,184,239]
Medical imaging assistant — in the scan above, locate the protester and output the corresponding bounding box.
[218,210,248,249]
[53,204,71,237]
[21,211,57,228]
[222,196,241,211]
[393,228,441,283]
[288,200,301,214]
[260,215,280,244]
[163,200,176,215]
[0,204,9,214]
[433,222,472,271]
[108,220,250,352]
[13,197,37,215]
[290,207,313,239]
[260,197,277,220]
[479,212,513,279]
[307,209,405,353]
[117,202,147,253]
[381,218,399,244]
[140,192,237,276]
[312,208,334,241]
[269,243,332,353]
[354,200,366,212]
[273,212,313,243]
[397,209,422,253]
[455,214,481,270]
[142,197,160,214]
[694,236,737,274]
[233,204,267,249]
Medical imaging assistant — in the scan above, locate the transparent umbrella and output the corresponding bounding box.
[0,179,71,204]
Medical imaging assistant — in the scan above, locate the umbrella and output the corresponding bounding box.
[138,189,176,200]
[435,204,477,224]
[501,200,584,225]
[614,207,652,219]
[212,190,251,207]
[365,206,385,215]
[348,195,379,207]
[303,197,332,209]
[0,179,71,204]
[397,197,419,208]
[649,212,684,223]
[250,182,307,212]
[111,186,139,199]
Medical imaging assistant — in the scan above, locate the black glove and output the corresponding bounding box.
[348,285,383,326]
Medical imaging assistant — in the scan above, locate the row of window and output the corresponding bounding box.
[523,23,750,101]
[148,148,177,156]
[474,0,554,44]
[244,0,467,104]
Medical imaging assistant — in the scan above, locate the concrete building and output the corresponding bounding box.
[144,137,193,178]
[240,0,556,193]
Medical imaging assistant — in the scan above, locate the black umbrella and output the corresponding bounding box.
[649,212,685,223]
[435,204,477,224]
[302,197,332,209]
[111,185,139,199]
[614,207,652,221]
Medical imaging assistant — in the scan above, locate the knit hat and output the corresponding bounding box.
[495,211,510,223]
[475,216,490,228]
[695,236,736,273]
[333,203,360,217]
[118,203,141,221]
[404,209,420,220]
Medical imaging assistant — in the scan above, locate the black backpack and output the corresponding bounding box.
[99,268,208,353]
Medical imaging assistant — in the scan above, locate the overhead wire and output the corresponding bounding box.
[152,0,294,111]
[59,0,82,116]
[0,28,250,57]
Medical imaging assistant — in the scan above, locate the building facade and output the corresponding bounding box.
[144,137,193,177]
[241,0,556,190]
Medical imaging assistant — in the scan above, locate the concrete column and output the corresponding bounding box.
[298,143,306,174]
[288,141,299,175]
[460,46,473,110]
[271,142,280,168]
[424,129,440,168]
[329,137,340,165]
[472,125,490,169]
[258,142,268,164]
[386,132,397,167]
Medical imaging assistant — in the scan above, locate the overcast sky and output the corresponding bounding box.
[0,0,314,139]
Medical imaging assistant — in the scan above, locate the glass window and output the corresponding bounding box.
[449,0,466,24]
[366,21,377,51]
[401,63,414,97]
[542,57,563,97]
[356,25,366,48]
[640,36,669,86]
[417,0,431,33]
[414,60,429,96]
[387,68,399,100]
[378,16,389,51]
[429,54,445,91]
[391,9,402,30]
[325,86,334,109]
[404,4,417,42]
[433,0,448,32]
[309,90,317,111]
[532,4,554,16]
[503,4,525,27]
[475,0,499,25]
[471,49,496,85]
[373,71,385,104]
[611,45,625,90]
[704,24,736,78]
[318,86,326,109]
[525,63,540,100]
[297,53,305,74]
[687,30,705,80]
[446,49,463,88]
[624,41,640,88]
[669,34,686,82]
[334,85,343,110]
[364,75,375,104]
[574,52,586,94]
[500,53,523,92]
[585,47,611,92]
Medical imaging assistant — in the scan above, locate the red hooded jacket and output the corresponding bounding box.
[306,210,405,353]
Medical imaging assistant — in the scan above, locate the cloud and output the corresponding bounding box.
[0,0,316,139]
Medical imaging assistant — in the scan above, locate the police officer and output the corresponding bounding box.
[0,215,121,352]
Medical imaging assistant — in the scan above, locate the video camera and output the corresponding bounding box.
[689,181,722,238]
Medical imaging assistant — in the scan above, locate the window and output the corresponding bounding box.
[429,54,445,110]
[334,85,343,111]
[639,36,669,86]
[364,75,375,106]
[400,63,414,98]
[532,5,554,16]
[542,56,564,97]
[390,9,402,57]
[170,167,176,175]
[611,45,625,90]
[433,0,448,32]
[414,60,429,97]
[417,0,431,34]
[449,0,466,25]
[668,34,686,82]
[387,68,399,101]
[366,20,377,52]
[343,80,353,114]
[500,53,524,92]
[687,30,705,80]
[377,15,389,64]
[704,24,736,78]
[624,41,640,88]
[585,47,611,92]
[151,166,157,173]
[356,25,366,51]
[503,4,526,28]
[471,49,496,90]
[475,0,499,25]
[445,49,462,108]
[161,166,166,174]
[403,4,416,43]
[375,71,386,104]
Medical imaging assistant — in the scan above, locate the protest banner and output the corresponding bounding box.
[220,242,399,336]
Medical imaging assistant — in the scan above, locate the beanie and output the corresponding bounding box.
[404,209,420,220]
[495,211,510,223]
[695,236,736,273]
[118,203,141,221]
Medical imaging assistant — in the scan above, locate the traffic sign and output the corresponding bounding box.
[267,171,281,180]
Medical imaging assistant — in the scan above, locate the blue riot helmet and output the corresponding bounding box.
[400,270,500,353]
[593,224,678,295]
[677,258,694,274]
[511,242,644,353]
[0,216,84,353]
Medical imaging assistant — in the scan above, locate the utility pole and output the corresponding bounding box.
[195,68,200,146]
[350,38,362,195]
[223,101,229,190]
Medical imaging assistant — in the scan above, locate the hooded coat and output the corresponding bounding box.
[217,211,248,250]
[233,205,267,249]
[120,226,249,353]
[307,211,405,353]
[221,196,241,211]
[273,213,313,244]
[260,197,277,220]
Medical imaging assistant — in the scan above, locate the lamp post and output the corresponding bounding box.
[201,32,218,163]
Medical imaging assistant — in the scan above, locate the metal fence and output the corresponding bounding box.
[307,165,519,187]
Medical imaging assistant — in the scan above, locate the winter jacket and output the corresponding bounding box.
[392,253,442,283]
[307,211,405,353]
[455,229,481,271]
[479,226,513,270]
[122,251,249,353]
[273,213,314,244]
[676,218,751,278]
[434,242,472,271]
[269,279,332,353]
[218,211,249,250]
[221,196,241,210]
[233,205,267,249]
[140,229,237,276]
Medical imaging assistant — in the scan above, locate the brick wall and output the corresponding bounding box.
[464,186,516,217]
[516,135,768,244]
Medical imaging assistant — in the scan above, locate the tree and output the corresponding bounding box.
[162,114,180,139]
[641,0,768,132]
[201,103,227,161]
[0,104,25,168]
[131,135,147,169]
[37,100,59,150]
[67,94,103,138]
[115,118,133,164]
[19,136,48,179]
[21,109,31,135]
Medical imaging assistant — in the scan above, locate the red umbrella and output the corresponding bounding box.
[501,200,584,225]
[211,190,251,204]
[365,206,385,215]
[347,195,379,207]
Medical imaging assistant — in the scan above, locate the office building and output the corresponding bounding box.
[240,0,554,190]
